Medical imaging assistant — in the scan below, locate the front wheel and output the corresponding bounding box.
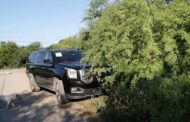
[53,77,68,104]
[28,73,40,92]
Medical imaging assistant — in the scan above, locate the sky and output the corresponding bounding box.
[0,0,89,47]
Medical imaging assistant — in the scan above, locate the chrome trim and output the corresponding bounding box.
[79,68,93,84]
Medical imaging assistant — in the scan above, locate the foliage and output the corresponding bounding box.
[0,42,20,68]
[83,0,108,26]
[101,76,190,122]
[1,0,190,121]
[48,36,78,49]
[0,41,41,68]
[81,0,190,121]
[26,42,41,54]
[78,29,93,51]
[78,0,110,51]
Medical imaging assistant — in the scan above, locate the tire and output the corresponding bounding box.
[53,77,68,104]
[28,73,40,92]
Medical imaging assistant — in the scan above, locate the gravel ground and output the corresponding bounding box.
[0,68,102,122]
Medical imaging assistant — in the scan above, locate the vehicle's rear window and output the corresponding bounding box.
[29,52,37,64]
[36,51,46,64]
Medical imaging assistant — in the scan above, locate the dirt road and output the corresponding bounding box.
[0,68,102,122]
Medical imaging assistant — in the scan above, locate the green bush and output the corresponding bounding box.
[48,36,78,49]
[0,42,20,68]
[0,41,41,68]
[101,75,190,122]
[81,0,190,121]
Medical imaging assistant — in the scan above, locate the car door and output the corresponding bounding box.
[35,51,54,89]
[41,51,54,88]
[35,51,46,85]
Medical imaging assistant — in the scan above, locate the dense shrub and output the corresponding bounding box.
[81,0,190,121]
[48,36,78,49]
[0,41,41,68]
[101,75,190,122]
[0,42,20,68]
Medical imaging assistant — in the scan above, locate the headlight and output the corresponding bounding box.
[66,68,77,79]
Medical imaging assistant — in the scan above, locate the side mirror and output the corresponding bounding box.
[44,59,53,64]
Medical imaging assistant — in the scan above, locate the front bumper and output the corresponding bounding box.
[66,87,102,99]
[64,69,102,99]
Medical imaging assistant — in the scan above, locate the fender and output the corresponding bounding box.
[53,68,65,80]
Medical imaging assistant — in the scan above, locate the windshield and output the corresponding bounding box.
[54,51,84,63]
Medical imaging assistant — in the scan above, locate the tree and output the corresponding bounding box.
[0,41,41,68]
[0,41,20,68]
[48,36,78,49]
[79,0,109,51]
[83,0,108,26]
[82,0,190,121]
[26,42,41,54]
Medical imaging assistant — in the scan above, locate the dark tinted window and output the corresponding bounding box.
[36,51,46,64]
[44,52,53,62]
[54,51,84,63]
[29,52,37,64]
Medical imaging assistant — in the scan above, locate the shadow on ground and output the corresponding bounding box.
[0,91,102,122]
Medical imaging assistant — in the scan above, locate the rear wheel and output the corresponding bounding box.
[28,73,40,92]
[53,77,68,104]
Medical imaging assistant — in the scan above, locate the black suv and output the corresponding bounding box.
[26,49,102,104]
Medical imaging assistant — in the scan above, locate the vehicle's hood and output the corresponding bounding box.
[55,62,91,70]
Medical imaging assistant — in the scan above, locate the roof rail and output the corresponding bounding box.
[40,48,48,50]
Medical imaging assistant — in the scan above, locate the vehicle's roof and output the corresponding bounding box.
[31,49,83,54]
[50,49,83,52]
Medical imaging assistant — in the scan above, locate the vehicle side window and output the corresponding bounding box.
[36,51,46,64]
[29,53,36,64]
[44,52,53,62]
